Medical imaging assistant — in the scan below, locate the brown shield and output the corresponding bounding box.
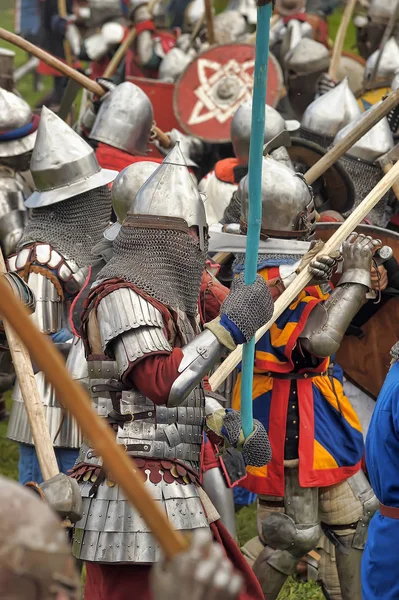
[315,222,399,399]
[173,44,283,143]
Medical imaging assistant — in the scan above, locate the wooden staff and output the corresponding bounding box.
[209,159,399,391]
[0,251,58,481]
[58,0,73,66]
[103,27,136,80]
[0,275,187,558]
[328,0,357,81]
[204,0,215,45]
[0,28,171,147]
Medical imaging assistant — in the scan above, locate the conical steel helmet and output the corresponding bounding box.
[105,161,160,241]
[333,102,394,162]
[364,37,399,83]
[301,78,361,138]
[0,88,37,158]
[132,143,207,249]
[89,81,154,156]
[26,106,117,208]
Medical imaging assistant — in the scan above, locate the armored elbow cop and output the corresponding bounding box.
[3,272,35,313]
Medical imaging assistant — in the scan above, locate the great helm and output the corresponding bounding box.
[89,82,154,156]
[105,161,160,241]
[231,101,299,165]
[25,106,117,208]
[300,78,361,148]
[131,143,208,250]
[364,37,399,85]
[0,88,37,159]
[239,156,315,240]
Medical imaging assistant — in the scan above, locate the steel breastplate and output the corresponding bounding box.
[83,358,205,473]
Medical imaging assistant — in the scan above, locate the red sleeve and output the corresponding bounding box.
[126,348,184,405]
[200,270,230,323]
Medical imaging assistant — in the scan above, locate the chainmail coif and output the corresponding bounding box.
[97,223,208,317]
[19,185,112,267]
[220,190,241,225]
[339,155,394,228]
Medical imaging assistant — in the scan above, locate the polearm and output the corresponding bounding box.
[209,159,399,390]
[240,0,273,439]
[0,250,59,481]
[328,0,357,81]
[0,276,188,558]
[0,28,171,148]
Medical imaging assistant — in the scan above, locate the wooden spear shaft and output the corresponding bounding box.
[103,27,136,79]
[204,0,215,45]
[0,276,187,558]
[0,251,59,481]
[328,0,357,81]
[58,0,73,66]
[209,159,399,391]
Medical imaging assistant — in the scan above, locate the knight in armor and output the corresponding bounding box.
[70,144,274,600]
[0,88,40,421]
[361,341,399,600]
[355,0,399,59]
[119,0,176,80]
[199,101,298,225]
[85,80,202,174]
[0,476,81,599]
[6,106,117,485]
[228,156,379,600]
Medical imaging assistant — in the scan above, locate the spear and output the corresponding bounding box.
[240,0,273,439]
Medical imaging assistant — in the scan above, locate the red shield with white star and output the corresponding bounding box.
[173,44,283,144]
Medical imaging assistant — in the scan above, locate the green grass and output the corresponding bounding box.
[0,4,344,597]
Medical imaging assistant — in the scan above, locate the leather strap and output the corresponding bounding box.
[379,503,399,519]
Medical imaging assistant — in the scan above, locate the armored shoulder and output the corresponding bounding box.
[96,287,172,376]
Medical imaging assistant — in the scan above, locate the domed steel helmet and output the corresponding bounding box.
[132,143,207,250]
[89,82,154,156]
[0,476,80,599]
[239,156,315,240]
[231,101,298,165]
[0,88,37,159]
[105,161,159,241]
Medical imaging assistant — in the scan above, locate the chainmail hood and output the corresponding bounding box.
[96,215,208,316]
[340,154,394,228]
[19,185,112,267]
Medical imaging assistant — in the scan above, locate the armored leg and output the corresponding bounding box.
[241,496,285,567]
[319,471,378,600]
[202,466,237,539]
[253,467,321,600]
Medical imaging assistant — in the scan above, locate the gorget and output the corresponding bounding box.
[19,185,112,267]
[96,222,207,317]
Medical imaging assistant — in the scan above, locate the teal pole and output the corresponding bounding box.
[240,0,273,439]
